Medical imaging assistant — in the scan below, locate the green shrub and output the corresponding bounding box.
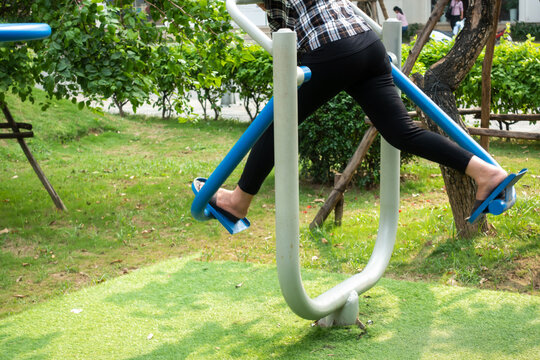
[149,44,191,119]
[457,34,540,114]
[402,35,540,115]
[510,22,540,42]
[298,92,381,187]
[403,23,421,44]
[232,45,273,121]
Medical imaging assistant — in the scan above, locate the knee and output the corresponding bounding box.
[378,125,424,151]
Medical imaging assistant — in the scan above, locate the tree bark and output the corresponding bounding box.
[415,0,499,237]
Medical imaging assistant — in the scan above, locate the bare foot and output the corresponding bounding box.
[214,186,253,219]
[466,156,508,200]
[475,168,508,200]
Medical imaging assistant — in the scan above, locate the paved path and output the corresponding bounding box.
[99,92,539,133]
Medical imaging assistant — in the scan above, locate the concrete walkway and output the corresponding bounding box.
[103,93,540,133]
[102,92,254,123]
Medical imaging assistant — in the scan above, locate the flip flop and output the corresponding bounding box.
[191,177,250,234]
[194,179,242,222]
[208,194,241,223]
[469,190,506,216]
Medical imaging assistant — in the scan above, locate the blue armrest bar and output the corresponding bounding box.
[0,23,51,42]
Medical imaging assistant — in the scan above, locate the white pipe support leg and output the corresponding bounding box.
[273,20,401,324]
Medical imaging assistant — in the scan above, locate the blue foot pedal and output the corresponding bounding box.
[191,178,250,235]
[467,168,528,224]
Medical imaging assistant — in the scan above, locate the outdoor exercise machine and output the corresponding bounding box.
[0,23,67,211]
[191,0,526,326]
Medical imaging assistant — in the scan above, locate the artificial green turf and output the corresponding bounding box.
[1,256,538,360]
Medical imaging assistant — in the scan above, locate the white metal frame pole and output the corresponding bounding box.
[273,29,313,317]
[229,0,401,323]
[273,22,402,322]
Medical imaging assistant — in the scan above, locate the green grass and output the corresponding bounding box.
[1,257,539,360]
[0,89,539,322]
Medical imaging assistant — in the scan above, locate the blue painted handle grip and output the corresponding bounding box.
[0,23,51,42]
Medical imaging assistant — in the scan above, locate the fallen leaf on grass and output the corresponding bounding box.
[110,259,123,264]
[16,276,23,282]
[13,294,26,298]
[0,228,9,235]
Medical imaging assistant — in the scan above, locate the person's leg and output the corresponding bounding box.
[450,16,458,33]
[214,60,345,218]
[345,40,507,201]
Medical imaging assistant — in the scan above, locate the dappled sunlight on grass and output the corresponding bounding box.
[0,259,538,359]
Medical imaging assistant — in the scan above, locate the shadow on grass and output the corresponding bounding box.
[1,259,538,359]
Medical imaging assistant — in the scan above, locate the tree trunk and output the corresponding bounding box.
[113,95,126,117]
[415,0,499,237]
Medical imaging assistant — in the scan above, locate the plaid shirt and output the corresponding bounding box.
[263,0,371,53]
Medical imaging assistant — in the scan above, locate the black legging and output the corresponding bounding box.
[238,38,473,195]
[449,15,460,31]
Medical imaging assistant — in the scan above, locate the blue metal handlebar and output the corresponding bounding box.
[191,97,275,221]
[390,63,499,167]
[0,24,51,43]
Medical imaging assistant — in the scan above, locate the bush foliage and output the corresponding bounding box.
[298,92,381,187]
[402,30,540,114]
[2,3,539,186]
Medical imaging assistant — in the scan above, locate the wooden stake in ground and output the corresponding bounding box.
[480,0,503,151]
[378,0,389,20]
[310,125,378,230]
[1,104,67,211]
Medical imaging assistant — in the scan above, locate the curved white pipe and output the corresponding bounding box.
[273,21,401,320]
[227,0,400,321]
[226,0,273,54]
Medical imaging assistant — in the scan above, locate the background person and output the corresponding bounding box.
[393,6,408,36]
[448,0,464,32]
